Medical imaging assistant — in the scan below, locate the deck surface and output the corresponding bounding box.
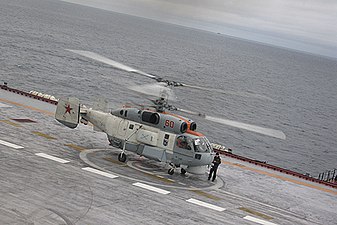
[1,88,337,225]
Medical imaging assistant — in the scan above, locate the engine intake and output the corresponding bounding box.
[190,122,197,131]
[141,111,160,124]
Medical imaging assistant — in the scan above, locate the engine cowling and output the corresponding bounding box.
[142,112,187,134]
[111,108,188,134]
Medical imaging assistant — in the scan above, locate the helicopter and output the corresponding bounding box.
[55,49,286,175]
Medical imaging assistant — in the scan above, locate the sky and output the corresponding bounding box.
[62,0,337,58]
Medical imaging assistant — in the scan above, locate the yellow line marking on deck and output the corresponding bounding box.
[64,144,86,151]
[0,119,22,127]
[239,207,273,220]
[190,189,222,201]
[223,161,337,195]
[145,173,175,184]
[32,131,56,140]
[0,98,54,116]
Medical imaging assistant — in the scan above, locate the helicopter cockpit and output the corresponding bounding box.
[193,137,212,153]
[176,135,212,153]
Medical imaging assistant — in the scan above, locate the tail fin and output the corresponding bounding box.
[92,98,108,132]
[55,97,80,129]
[93,98,108,112]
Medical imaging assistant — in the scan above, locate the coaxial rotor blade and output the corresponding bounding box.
[180,83,273,101]
[175,107,285,140]
[67,49,272,101]
[175,108,206,117]
[67,49,157,79]
[205,115,286,140]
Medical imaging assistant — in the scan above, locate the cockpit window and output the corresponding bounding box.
[194,137,212,152]
[176,136,192,150]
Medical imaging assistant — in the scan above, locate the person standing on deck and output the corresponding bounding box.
[208,152,221,181]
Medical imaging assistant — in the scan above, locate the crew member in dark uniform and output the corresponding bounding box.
[208,152,221,182]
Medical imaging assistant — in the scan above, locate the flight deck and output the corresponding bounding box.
[1,86,337,225]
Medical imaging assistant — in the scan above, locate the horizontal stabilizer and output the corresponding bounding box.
[55,97,80,129]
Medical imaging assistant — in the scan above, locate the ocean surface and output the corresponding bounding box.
[1,0,337,176]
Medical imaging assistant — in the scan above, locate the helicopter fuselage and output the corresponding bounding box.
[80,107,213,174]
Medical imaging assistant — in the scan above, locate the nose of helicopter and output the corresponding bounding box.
[193,152,213,166]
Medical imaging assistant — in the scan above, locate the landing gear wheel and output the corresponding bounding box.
[118,153,127,162]
[180,168,187,175]
[168,168,174,175]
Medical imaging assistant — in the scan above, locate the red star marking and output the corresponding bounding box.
[65,104,73,114]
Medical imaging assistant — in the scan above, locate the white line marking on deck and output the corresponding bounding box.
[243,216,278,225]
[35,153,70,164]
[186,198,225,212]
[0,139,24,149]
[0,103,12,108]
[82,167,118,179]
[133,182,170,195]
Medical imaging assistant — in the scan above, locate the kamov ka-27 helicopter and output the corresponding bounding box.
[55,49,286,175]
